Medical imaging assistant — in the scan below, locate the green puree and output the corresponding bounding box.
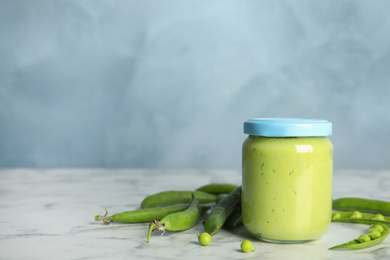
[242,136,333,242]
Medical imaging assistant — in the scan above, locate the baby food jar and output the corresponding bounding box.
[241,118,333,243]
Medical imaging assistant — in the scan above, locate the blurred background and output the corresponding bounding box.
[1,0,389,170]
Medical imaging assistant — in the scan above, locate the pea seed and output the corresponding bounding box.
[350,211,362,219]
[198,232,211,246]
[332,213,341,220]
[368,229,382,239]
[358,234,371,243]
[240,240,256,253]
[372,224,384,233]
[372,214,385,221]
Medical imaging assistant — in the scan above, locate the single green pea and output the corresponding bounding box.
[368,229,382,239]
[350,211,362,219]
[372,224,384,233]
[372,214,385,221]
[358,234,371,243]
[241,240,256,253]
[332,213,341,220]
[198,232,211,246]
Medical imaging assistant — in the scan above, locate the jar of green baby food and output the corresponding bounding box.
[242,118,333,243]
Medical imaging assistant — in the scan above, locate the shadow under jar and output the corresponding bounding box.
[241,118,333,243]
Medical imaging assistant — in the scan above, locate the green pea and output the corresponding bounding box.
[372,214,385,221]
[368,229,382,239]
[350,211,362,219]
[198,232,211,246]
[358,234,371,243]
[332,213,341,220]
[240,240,256,253]
[372,224,384,233]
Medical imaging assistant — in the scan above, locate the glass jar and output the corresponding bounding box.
[241,118,333,243]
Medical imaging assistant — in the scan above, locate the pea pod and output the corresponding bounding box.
[215,195,243,229]
[333,198,390,216]
[95,204,210,225]
[216,193,228,204]
[331,211,390,224]
[215,192,244,228]
[224,205,242,229]
[204,186,242,235]
[329,220,389,250]
[141,190,216,209]
[209,193,243,229]
[196,184,239,195]
[147,193,201,243]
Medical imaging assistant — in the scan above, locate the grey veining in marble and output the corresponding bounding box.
[0,169,389,260]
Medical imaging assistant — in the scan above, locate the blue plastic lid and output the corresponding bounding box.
[243,118,332,137]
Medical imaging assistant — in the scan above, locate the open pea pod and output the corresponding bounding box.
[329,230,388,250]
[330,217,390,250]
[332,211,390,223]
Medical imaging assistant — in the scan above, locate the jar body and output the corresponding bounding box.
[242,136,333,243]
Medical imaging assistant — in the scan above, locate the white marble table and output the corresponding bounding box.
[0,169,389,260]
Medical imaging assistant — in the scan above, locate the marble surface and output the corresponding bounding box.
[0,169,389,260]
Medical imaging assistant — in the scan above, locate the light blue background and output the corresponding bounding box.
[1,0,390,169]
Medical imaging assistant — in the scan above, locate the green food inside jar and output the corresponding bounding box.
[242,136,333,242]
